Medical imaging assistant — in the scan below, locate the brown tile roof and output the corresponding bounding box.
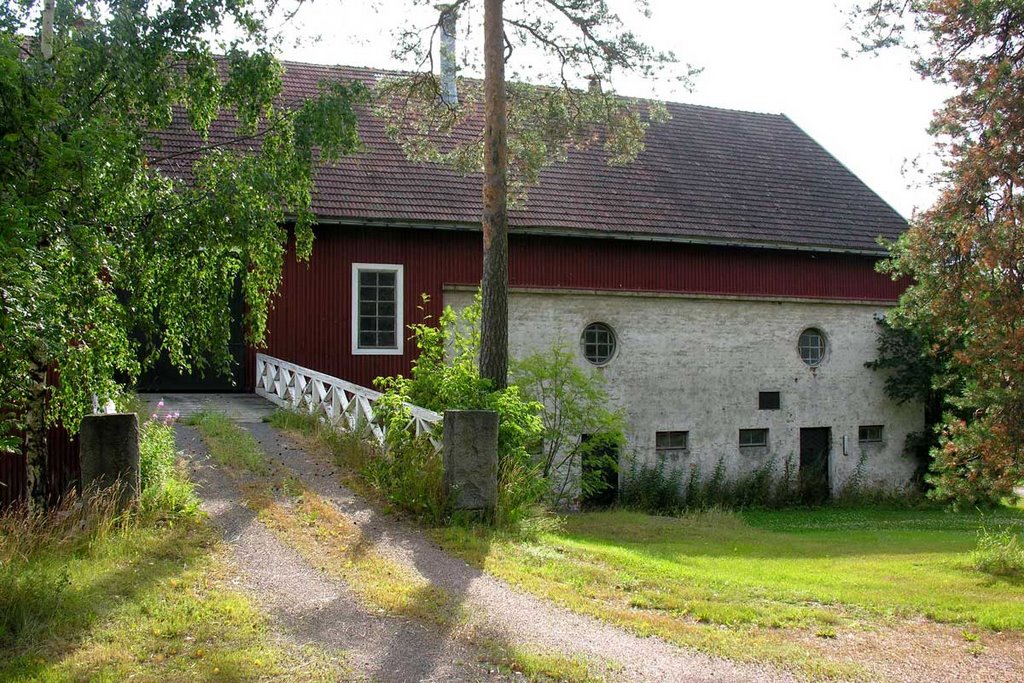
[155,61,906,254]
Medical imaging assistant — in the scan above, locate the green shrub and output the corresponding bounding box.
[972,526,1024,577]
[373,295,545,530]
[361,435,451,525]
[512,345,626,508]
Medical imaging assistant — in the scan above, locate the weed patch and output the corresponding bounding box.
[190,410,270,474]
[972,526,1024,577]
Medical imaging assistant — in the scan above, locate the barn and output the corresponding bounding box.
[2,60,923,506]
[174,61,920,499]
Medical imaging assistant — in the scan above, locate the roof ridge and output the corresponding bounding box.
[276,58,787,120]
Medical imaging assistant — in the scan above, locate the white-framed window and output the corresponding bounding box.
[798,328,827,367]
[739,428,769,448]
[656,431,689,454]
[351,263,403,355]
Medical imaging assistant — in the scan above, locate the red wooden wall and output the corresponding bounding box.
[0,426,80,509]
[252,224,904,389]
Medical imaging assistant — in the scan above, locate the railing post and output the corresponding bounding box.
[442,410,498,515]
[79,413,140,508]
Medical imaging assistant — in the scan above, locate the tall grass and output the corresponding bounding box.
[1,414,198,647]
[620,454,800,513]
[188,411,270,474]
[972,526,1024,577]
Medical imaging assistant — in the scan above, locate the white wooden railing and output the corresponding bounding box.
[255,353,442,451]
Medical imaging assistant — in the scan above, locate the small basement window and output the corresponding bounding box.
[758,391,781,410]
[352,263,403,355]
[656,431,689,453]
[581,322,616,365]
[858,425,884,443]
[798,328,826,367]
[739,428,769,448]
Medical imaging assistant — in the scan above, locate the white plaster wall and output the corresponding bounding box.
[444,288,924,495]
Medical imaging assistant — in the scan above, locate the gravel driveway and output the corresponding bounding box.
[160,389,794,682]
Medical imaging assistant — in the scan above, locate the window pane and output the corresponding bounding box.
[656,431,688,450]
[798,328,825,366]
[858,425,883,442]
[759,391,781,410]
[356,267,400,349]
[739,429,768,447]
[581,322,616,365]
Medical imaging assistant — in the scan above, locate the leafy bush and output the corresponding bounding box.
[373,295,545,530]
[362,435,451,524]
[512,345,626,508]
[972,526,1024,577]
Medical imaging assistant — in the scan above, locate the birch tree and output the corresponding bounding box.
[0,0,365,508]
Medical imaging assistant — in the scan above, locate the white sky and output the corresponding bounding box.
[272,0,950,219]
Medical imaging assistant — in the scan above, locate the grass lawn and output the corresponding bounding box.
[438,506,1024,679]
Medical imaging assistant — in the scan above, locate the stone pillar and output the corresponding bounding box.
[79,413,140,506]
[442,410,498,513]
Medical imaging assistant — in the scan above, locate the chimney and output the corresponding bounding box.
[436,4,458,105]
[587,75,602,94]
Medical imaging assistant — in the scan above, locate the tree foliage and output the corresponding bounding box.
[373,295,547,528]
[380,0,689,195]
[0,0,365,460]
[378,0,692,389]
[850,1,1024,503]
[512,345,625,507]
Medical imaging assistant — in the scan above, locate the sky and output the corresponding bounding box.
[271,0,951,219]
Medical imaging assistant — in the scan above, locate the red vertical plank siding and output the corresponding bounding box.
[1,427,80,509]
[251,225,904,390]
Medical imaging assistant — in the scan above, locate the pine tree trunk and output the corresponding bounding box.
[24,343,49,511]
[479,0,509,390]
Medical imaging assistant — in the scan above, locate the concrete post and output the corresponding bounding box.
[79,413,140,506]
[442,410,498,513]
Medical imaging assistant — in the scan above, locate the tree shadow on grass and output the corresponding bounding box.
[0,510,219,680]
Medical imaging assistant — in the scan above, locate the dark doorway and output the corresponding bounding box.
[136,284,247,393]
[580,433,619,508]
[799,427,831,504]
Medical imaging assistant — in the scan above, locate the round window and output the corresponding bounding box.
[798,328,826,367]
[581,322,616,365]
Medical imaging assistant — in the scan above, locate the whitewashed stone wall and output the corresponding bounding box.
[444,287,924,495]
